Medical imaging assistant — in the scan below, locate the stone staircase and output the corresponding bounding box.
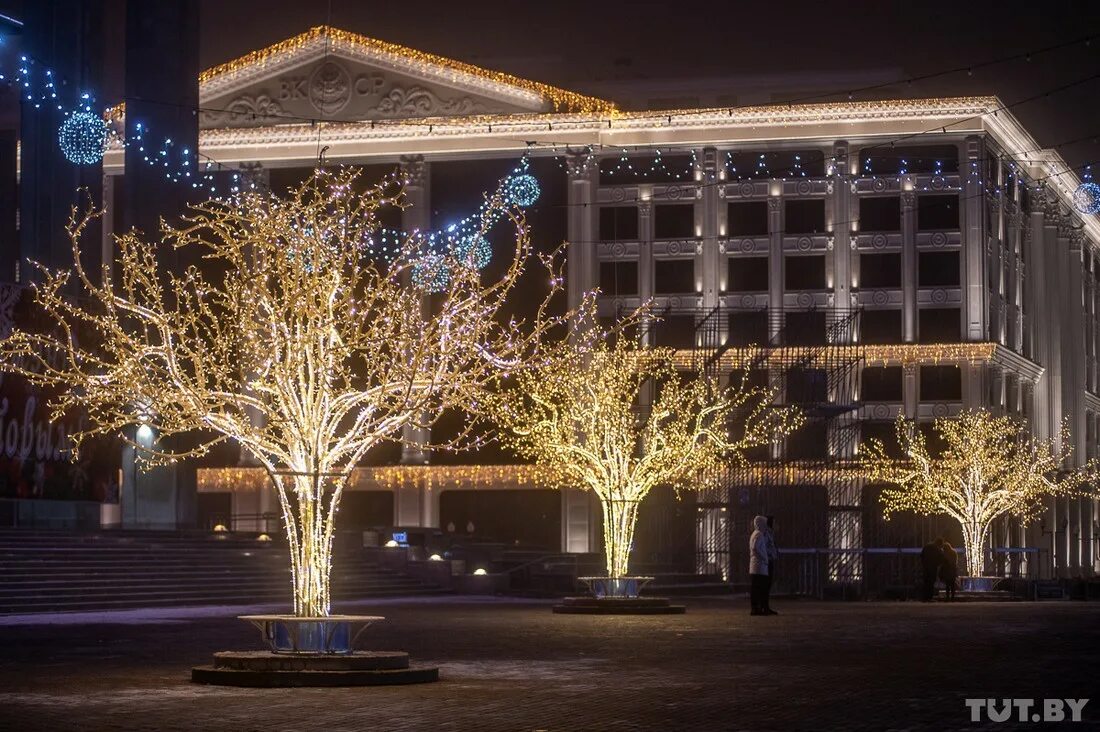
[0,529,447,614]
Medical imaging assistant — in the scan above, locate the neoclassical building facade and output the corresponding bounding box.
[92,26,1098,582]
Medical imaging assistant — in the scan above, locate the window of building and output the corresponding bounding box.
[598,260,639,296]
[859,197,901,232]
[861,366,903,401]
[785,199,826,234]
[654,204,695,239]
[917,421,951,458]
[784,310,827,345]
[861,421,903,458]
[726,150,826,179]
[918,308,961,342]
[860,309,903,344]
[599,317,639,345]
[918,251,960,287]
[787,368,827,404]
[728,311,769,346]
[785,255,826,290]
[599,153,694,185]
[727,201,769,236]
[651,314,696,348]
[787,420,827,460]
[727,256,769,292]
[599,206,638,241]
[860,253,902,288]
[653,259,695,294]
[920,365,962,401]
[861,144,958,175]
[918,194,960,230]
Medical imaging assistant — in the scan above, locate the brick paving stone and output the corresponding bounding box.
[0,597,1097,731]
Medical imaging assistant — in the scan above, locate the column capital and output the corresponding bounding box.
[901,190,916,209]
[565,149,596,180]
[399,154,429,187]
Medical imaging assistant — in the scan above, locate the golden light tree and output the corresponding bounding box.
[0,167,595,617]
[861,410,1096,578]
[485,340,800,578]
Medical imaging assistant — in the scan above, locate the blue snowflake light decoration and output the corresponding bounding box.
[453,233,492,270]
[1073,182,1100,215]
[506,173,540,208]
[411,253,451,293]
[58,110,107,165]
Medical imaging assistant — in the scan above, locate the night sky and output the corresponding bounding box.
[1,1,1099,171]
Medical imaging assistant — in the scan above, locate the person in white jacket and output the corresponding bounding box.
[748,515,770,616]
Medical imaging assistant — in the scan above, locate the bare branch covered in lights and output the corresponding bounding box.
[0,168,597,616]
[861,410,1097,578]
[485,340,801,578]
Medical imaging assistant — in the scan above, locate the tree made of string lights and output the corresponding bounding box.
[485,340,801,579]
[861,410,1096,578]
[0,167,596,617]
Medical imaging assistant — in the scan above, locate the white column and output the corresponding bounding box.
[830,141,853,334]
[767,191,783,341]
[901,191,917,342]
[396,154,435,528]
[699,147,721,314]
[565,150,598,310]
[961,136,987,342]
[562,149,598,553]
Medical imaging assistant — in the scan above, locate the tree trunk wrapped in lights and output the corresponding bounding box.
[485,341,801,579]
[0,168,596,618]
[861,410,1096,578]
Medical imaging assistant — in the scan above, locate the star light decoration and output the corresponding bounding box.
[1072,182,1100,215]
[407,159,540,293]
[861,410,1097,578]
[484,339,801,579]
[0,167,598,618]
[58,110,107,165]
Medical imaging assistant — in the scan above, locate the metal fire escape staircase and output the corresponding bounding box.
[680,306,865,589]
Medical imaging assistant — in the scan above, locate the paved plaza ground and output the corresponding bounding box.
[0,596,1097,731]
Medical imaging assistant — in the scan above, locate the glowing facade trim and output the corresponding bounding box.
[199,25,614,114]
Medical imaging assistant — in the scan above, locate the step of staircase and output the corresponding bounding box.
[0,529,447,614]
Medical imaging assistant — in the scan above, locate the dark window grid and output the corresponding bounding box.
[726,256,770,293]
[784,254,828,291]
[652,258,697,294]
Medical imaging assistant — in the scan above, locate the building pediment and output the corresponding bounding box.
[197,26,613,128]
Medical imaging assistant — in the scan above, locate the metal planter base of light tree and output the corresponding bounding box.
[958,576,1003,593]
[552,576,685,615]
[190,615,439,687]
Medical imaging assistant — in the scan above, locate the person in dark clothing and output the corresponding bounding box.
[939,539,959,601]
[920,538,946,601]
[763,515,779,615]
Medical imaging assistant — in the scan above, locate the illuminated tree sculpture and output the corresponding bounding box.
[861,410,1096,578]
[0,168,595,617]
[486,341,800,579]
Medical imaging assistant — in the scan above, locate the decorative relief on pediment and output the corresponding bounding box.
[200,58,506,128]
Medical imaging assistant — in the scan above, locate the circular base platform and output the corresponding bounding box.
[552,596,686,615]
[191,651,439,687]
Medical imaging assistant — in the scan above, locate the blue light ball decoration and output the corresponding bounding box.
[453,233,492,270]
[506,173,540,208]
[58,110,107,165]
[411,253,451,294]
[1072,182,1100,215]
